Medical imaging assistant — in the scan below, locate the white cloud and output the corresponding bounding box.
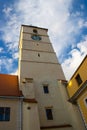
[12,52,18,59]
[0,48,3,53]
[78,19,87,28]
[10,69,18,75]
[80,4,84,10]
[1,0,73,55]
[0,57,13,73]
[0,0,87,79]
[62,36,87,80]
[2,7,12,16]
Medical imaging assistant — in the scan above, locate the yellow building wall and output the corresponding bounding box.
[77,88,87,127]
[67,56,87,128]
[67,57,87,98]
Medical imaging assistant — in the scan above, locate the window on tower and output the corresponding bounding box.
[38,53,40,57]
[43,85,49,93]
[45,108,53,120]
[33,29,38,33]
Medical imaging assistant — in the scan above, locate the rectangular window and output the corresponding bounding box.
[75,74,82,86]
[0,107,10,121]
[46,108,53,120]
[43,85,49,93]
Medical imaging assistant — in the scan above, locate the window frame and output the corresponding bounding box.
[45,108,53,120]
[75,74,82,86]
[43,85,49,94]
[84,97,87,107]
[33,29,38,33]
[0,107,10,121]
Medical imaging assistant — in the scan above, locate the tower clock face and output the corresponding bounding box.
[31,35,41,41]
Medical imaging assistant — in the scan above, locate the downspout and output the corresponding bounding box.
[20,98,23,130]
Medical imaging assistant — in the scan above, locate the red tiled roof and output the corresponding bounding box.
[0,74,22,97]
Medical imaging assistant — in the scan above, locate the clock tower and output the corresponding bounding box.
[18,25,84,130]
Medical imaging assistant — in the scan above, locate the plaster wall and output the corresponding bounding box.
[21,50,58,63]
[22,40,54,52]
[0,98,22,130]
[67,57,87,97]
[22,26,48,36]
[23,102,40,130]
[20,61,65,81]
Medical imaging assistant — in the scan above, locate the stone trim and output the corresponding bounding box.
[23,98,37,103]
[40,124,72,129]
[22,48,55,54]
[21,60,60,65]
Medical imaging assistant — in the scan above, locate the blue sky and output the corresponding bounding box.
[0,0,87,80]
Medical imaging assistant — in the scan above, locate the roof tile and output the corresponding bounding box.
[0,74,23,97]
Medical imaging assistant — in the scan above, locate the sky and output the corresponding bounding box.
[0,0,87,80]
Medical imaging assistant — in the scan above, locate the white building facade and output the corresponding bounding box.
[18,25,85,130]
